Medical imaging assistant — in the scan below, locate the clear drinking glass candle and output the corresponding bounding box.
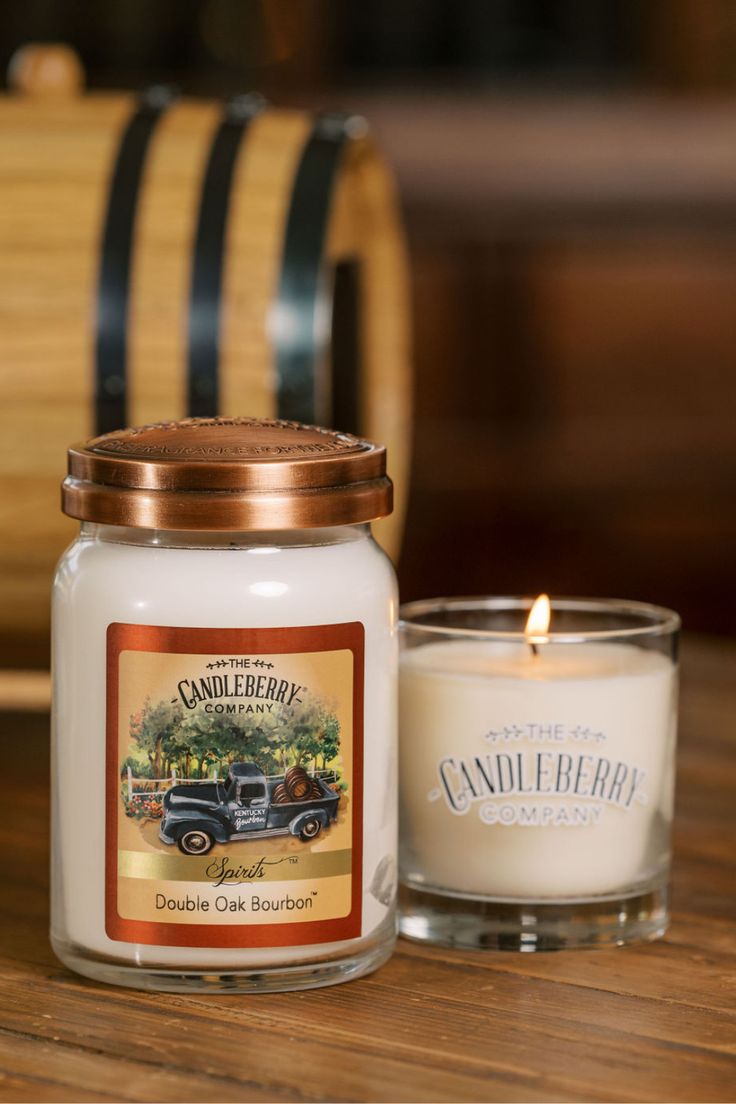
[399,597,680,951]
[52,417,398,992]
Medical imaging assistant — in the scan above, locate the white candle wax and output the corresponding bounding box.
[53,526,397,970]
[400,639,676,900]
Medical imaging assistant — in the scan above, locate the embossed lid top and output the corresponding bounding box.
[62,417,392,530]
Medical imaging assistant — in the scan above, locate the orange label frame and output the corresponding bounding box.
[106,621,364,948]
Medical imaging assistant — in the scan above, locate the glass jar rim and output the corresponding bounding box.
[399,596,681,643]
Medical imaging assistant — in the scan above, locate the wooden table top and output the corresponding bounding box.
[1,635,734,1103]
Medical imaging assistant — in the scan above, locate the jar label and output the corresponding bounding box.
[105,622,364,947]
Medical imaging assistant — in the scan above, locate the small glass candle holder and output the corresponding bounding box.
[399,597,680,951]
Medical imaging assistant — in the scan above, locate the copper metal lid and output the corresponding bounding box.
[62,417,393,530]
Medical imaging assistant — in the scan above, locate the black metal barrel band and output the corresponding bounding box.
[187,92,266,418]
[94,85,177,436]
[275,111,368,428]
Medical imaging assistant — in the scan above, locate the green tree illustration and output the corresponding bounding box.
[318,712,341,771]
[129,698,183,779]
[126,691,342,782]
[119,755,153,780]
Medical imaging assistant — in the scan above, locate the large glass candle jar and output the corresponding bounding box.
[399,597,679,951]
[52,417,398,993]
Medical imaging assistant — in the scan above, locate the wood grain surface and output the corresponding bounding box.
[0,635,734,1103]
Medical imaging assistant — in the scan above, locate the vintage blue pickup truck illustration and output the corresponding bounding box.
[159,762,340,855]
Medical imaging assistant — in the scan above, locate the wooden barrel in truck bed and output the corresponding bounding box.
[0,47,412,664]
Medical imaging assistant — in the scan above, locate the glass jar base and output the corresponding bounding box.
[51,923,396,994]
[399,882,668,951]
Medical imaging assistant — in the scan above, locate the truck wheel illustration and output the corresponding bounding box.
[178,829,214,856]
[299,816,322,841]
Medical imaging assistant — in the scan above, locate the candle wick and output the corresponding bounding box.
[530,641,539,658]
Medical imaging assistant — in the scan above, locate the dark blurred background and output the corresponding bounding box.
[4,0,736,634]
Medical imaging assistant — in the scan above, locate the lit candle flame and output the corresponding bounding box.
[525,593,551,650]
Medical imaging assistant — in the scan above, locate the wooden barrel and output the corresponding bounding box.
[284,766,312,801]
[0,48,411,663]
[272,784,291,806]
